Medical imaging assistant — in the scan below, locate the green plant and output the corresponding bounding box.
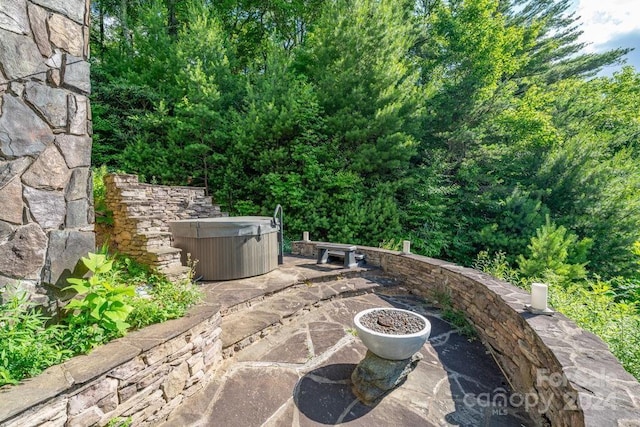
[517,215,592,286]
[379,238,403,251]
[92,165,114,225]
[127,278,201,329]
[549,281,640,379]
[474,250,524,288]
[63,253,136,353]
[126,255,201,329]
[0,251,202,386]
[475,249,640,380]
[106,417,133,427]
[434,291,477,339]
[0,292,71,386]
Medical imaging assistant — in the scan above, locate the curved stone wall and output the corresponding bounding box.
[0,0,94,306]
[292,241,640,426]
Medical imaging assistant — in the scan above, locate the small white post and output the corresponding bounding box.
[303,231,310,242]
[402,240,411,254]
[531,283,548,311]
[524,282,553,315]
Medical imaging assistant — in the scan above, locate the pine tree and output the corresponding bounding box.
[517,215,591,285]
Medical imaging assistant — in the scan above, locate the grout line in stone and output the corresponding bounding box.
[335,398,360,425]
[260,396,294,427]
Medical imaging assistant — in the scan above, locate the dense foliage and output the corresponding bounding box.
[0,253,200,386]
[90,0,639,282]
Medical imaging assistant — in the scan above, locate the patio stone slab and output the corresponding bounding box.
[260,332,310,364]
[163,259,536,427]
[221,310,281,348]
[202,367,299,426]
[308,322,347,356]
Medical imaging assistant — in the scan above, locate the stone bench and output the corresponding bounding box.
[316,243,361,268]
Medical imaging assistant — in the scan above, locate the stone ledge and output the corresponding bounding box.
[0,365,72,421]
[62,342,141,385]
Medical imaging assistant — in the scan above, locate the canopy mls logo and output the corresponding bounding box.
[461,387,554,415]
[461,369,624,415]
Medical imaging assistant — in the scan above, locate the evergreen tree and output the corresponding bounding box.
[503,0,631,83]
[517,215,591,285]
[296,0,422,180]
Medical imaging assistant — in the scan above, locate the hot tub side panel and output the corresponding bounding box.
[174,233,278,280]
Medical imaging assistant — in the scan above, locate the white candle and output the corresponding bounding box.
[402,240,411,254]
[303,231,309,242]
[531,283,548,310]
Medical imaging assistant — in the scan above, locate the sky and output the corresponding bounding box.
[573,0,640,73]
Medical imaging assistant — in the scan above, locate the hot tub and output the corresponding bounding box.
[170,216,278,281]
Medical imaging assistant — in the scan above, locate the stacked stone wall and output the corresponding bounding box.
[0,304,223,427]
[102,174,225,278]
[0,0,94,304]
[292,241,640,426]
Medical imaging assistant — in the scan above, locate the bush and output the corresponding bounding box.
[0,293,71,386]
[63,253,136,353]
[0,251,201,386]
[550,282,640,379]
[516,215,591,286]
[93,165,114,225]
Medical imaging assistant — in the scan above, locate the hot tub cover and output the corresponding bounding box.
[170,216,277,238]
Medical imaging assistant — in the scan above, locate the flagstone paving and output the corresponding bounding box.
[162,257,537,426]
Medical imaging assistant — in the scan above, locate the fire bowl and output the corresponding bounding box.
[354,308,431,360]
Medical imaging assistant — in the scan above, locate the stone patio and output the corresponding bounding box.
[162,256,536,426]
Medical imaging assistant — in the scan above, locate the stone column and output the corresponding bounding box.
[0,0,94,305]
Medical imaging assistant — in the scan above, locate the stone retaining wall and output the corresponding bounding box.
[0,0,94,305]
[103,174,224,254]
[102,174,225,279]
[0,304,222,427]
[292,241,640,426]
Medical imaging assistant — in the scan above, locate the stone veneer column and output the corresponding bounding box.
[0,0,94,305]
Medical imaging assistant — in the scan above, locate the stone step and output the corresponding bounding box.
[208,265,379,317]
[133,231,173,250]
[153,260,185,273]
[142,246,183,265]
[160,265,192,283]
[220,275,390,357]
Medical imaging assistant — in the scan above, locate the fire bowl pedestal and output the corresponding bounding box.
[353,308,431,360]
[351,308,432,405]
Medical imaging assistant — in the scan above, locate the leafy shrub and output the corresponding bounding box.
[93,165,114,225]
[0,293,71,386]
[112,255,201,329]
[516,215,592,286]
[474,250,524,288]
[549,282,640,379]
[379,238,403,251]
[606,276,640,308]
[128,279,201,329]
[0,251,202,386]
[63,253,136,353]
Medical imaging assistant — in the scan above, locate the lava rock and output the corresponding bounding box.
[360,309,425,334]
